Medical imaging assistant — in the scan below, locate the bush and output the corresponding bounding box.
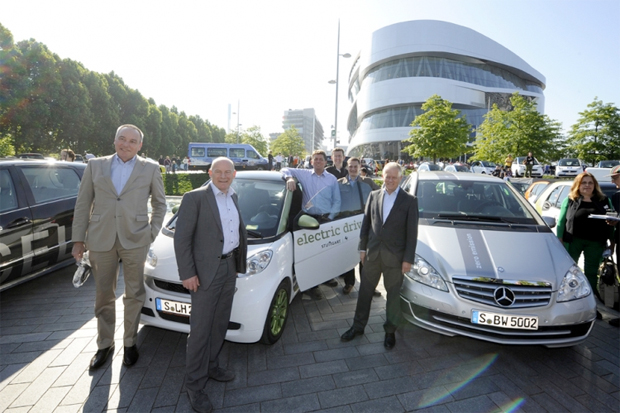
[162,173,209,195]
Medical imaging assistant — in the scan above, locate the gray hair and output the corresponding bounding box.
[115,124,144,142]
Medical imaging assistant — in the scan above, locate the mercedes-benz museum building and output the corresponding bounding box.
[345,20,546,160]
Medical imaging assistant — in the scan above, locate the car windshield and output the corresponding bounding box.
[415,179,540,224]
[166,178,287,238]
[599,160,620,168]
[481,161,496,167]
[454,165,470,172]
[558,159,580,166]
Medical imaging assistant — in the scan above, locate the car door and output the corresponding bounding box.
[18,164,82,274]
[293,182,366,291]
[0,167,34,288]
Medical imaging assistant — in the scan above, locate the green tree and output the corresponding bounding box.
[474,92,562,164]
[404,95,471,163]
[239,125,268,156]
[271,126,305,158]
[0,136,15,157]
[566,98,620,165]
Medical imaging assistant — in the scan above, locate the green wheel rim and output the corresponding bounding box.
[269,289,288,335]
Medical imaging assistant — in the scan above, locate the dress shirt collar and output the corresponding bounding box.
[113,153,138,166]
[213,185,236,197]
[382,186,400,197]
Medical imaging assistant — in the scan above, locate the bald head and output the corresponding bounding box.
[209,157,236,192]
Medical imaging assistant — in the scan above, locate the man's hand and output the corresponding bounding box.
[360,251,366,264]
[182,275,200,292]
[72,242,85,261]
[286,178,296,191]
[402,261,412,274]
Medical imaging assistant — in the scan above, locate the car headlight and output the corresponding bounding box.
[557,265,591,302]
[405,254,448,291]
[242,250,273,277]
[145,248,157,268]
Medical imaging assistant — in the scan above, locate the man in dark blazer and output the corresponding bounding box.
[341,162,418,349]
[174,157,248,413]
[72,124,166,370]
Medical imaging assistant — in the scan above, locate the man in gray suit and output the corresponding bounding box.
[341,162,418,349]
[72,124,167,369]
[174,157,248,413]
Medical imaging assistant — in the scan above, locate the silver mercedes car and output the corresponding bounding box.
[400,172,597,347]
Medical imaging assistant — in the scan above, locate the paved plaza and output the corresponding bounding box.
[1,265,619,412]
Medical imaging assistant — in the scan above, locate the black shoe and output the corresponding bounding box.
[341,328,364,342]
[123,345,139,366]
[187,389,213,413]
[384,333,396,349]
[209,367,235,382]
[323,279,338,287]
[596,311,603,320]
[373,290,381,297]
[89,345,114,370]
[609,318,620,327]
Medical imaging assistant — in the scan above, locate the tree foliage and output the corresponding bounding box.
[0,23,226,157]
[271,126,305,157]
[404,95,471,163]
[566,98,620,164]
[473,92,562,164]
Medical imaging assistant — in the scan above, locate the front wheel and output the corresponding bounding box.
[256,166,264,170]
[260,279,290,344]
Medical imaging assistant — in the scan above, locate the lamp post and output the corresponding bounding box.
[328,19,350,149]
[232,100,240,143]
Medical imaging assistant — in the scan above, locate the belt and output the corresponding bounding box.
[221,249,238,260]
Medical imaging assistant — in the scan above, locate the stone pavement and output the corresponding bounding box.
[1,265,619,412]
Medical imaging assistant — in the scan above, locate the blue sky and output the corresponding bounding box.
[3,0,619,148]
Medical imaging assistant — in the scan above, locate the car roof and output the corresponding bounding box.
[235,171,285,182]
[0,158,86,169]
[415,171,502,182]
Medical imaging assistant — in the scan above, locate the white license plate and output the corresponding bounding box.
[471,310,538,330]
[156,298,191,317]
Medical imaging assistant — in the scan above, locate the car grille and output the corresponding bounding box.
[154,279,190,295]
[453,277,552,308]
[402,301,593,341]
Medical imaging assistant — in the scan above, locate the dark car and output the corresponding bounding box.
[16,153,45,159]
[0,159,86,290]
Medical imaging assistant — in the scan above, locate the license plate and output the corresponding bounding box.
[471,310,538,330]
[156,298,192,317]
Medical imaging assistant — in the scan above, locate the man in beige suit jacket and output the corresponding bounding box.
[72,124,166,370]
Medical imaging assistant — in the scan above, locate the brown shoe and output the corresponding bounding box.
[343,284,353,294]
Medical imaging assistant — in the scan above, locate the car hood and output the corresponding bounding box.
[417,224,572,289]
[145,230,266,281]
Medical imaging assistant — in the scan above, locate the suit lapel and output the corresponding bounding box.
[101,156,118,196]
[119,157,146,196]
[206,184,224,235]
[378,189,385,224]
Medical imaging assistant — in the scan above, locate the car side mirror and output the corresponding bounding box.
[542,216,556,228]
[542,201,551,211]
[297,214,320,230]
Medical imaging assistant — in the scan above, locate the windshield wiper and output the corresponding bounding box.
[247,229,262,238]
[433,214,521,224]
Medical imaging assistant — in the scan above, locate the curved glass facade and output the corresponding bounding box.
[360,56,543,95]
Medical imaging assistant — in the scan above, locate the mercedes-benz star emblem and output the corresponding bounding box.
[494,287,516,307]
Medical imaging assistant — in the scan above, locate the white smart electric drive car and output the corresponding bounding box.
[399,172,597,347]
[140,171,365,344]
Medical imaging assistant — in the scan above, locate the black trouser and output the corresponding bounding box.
[344,261,362,287]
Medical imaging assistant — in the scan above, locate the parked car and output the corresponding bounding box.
[140,171,365,344]
[16,153,45,160]
[0,159,87,291]
[443,163,472,173]
[555,158,584,178]
[523,180,550,205]
[74,154,84,163]
[512,156,543,177]
[470,160,496,174]
[399,171,596,347]
[417,162,442,172]
[534,180,617,234]
[596,160,620,168]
